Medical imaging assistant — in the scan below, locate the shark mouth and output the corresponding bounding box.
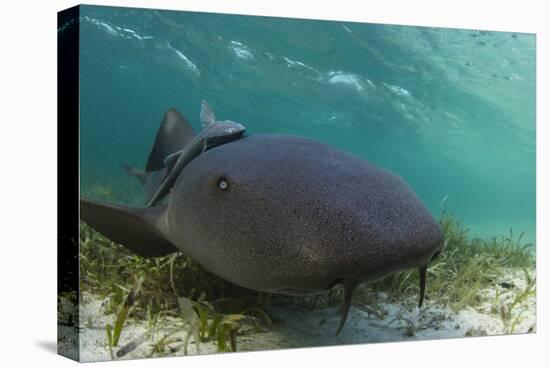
[335,263,430,335]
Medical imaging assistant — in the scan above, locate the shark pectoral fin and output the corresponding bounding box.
[335,281,356,335]
[80,198,177,257]
[122,164,147,186]
[418,264,428,308]
[200,100,216,127]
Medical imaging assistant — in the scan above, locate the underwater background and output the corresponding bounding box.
[78,5,536,243]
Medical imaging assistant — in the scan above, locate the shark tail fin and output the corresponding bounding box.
[122,164,147,186]
[80,198,177,257]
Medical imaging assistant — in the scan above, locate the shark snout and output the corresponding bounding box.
[416,222,445,266]
[430,236,445,261]
[429,224,445,259]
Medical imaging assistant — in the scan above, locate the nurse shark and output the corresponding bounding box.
[84,105,443,335]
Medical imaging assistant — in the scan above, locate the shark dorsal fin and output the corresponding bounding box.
[200,100,216,128]
[146,108,196,172]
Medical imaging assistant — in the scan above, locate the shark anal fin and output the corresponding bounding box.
[80,198,177,257]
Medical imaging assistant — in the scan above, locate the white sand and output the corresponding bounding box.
[59,269,535,362]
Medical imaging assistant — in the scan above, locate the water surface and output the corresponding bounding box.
[75,5,536,242]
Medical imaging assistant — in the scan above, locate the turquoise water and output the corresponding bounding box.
[75,5,536,243]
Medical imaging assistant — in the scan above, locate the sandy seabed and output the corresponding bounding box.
[58,269,535,362]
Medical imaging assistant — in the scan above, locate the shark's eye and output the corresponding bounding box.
[218,178,229,191]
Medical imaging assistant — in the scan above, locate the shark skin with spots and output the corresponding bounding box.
[83,123,443,335]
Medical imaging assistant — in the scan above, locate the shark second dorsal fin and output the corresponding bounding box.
[121,164,147,186]
[200,100,216,128]
[146,108,196,172]
[80,198,177,257]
